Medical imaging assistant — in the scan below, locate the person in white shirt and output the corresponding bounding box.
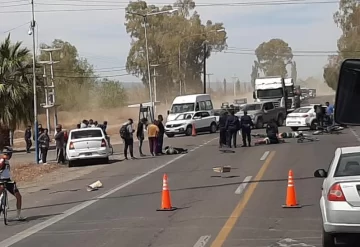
[0,147,25,221]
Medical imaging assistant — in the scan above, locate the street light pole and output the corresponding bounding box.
[30,0,39,164]
[203,42,207,94]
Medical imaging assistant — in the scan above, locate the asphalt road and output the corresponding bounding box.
[0,95,350,247]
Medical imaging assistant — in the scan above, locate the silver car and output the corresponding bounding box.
[314,146,360,247]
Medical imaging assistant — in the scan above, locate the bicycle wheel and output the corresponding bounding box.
[2,191,7,225]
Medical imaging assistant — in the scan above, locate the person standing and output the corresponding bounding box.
[240,110,254,147]
[54,124,66,164]
[38,128,50,164]
[156,115,165,155]
[315,104,324,128]
[218,111,228,148]
[120,119,135,160]
[24,126,32,153]
[147,120,159,156]
[225,110,240,148]
[137,118,147,157]
[325,101,334,125]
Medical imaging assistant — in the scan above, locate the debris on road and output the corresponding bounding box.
[213,166,231,173]
[13,163,60,184]
[87,180,103,191]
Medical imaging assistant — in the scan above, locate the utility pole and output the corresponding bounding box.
[203,42,207,94]
[40,48,61,132]
[150,64,160,115]
[232,75,238,98]
[206,73,213,93]
[29,0,39,164]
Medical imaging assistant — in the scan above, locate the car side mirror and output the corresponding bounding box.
[314,169,327,178]
[335,59,360,125]
[252,91,256,99]
[167,110,170,115]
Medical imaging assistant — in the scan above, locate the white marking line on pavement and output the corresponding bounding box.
[193,235,211,247]
[0,137,218,247]
[235,176,252,195]
[260,151,270,161]
[350,127,360,142]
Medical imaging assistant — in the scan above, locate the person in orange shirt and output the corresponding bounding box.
[147,120,159,156]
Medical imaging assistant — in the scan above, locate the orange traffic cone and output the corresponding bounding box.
[157,174,177,211]
[192,123,197,136]
[282,170,302,208]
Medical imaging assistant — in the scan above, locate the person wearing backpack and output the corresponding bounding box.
[120,118,135,160]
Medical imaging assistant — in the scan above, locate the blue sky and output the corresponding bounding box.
[0,0,342,85]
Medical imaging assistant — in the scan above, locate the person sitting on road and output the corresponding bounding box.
[266,119,280,144]
[164,146,188,155]
[0,147,25,221]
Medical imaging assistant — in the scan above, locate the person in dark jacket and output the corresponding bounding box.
[156,115,165,155]
[240,110,254,147]
[54,124,66,164]
[315,104,324,128]
[24,126,32,153]
[136,118,147,157]
[225,110,240,148]
[266,119,279,144]
[38,128,50,163]
[218,111,228,148]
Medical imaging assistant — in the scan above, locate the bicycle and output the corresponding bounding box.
[312,125,344,135]
[0,180,11,225]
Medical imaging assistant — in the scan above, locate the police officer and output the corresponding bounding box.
[225,109,240,148]
[266,119,279,144]
[218,111,228,148]
[240,110,254,147]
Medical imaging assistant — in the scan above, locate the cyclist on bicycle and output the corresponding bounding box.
[0,147,25,221]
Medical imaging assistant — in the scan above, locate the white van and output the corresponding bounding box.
[166,94,214,121]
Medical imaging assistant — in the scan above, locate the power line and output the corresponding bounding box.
[223,51,334,57]
[1,21,30,34]
[0,0,339,14]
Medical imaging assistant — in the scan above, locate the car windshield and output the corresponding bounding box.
[71,129,103,140]
[240,104,261,111]
[334,153,360,177]
[257,88,283,99]
[170,103,195,114]
[175,113,193,120]
[292,108,311,113]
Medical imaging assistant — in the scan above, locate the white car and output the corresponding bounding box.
[314,146,360,246]
[66,127,110,167]
[285,105,325,131]
[164,111,217,137]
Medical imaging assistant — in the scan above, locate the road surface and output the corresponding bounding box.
[0,95,348,247]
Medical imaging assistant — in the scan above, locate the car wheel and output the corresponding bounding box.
[104,157,110,164]
[68,160,75,168]
[322,228,335,247]
[185,125,192,136]
[210,123,217,133]
[310,120,317,130]
[166,133,175,138]
[277,115,284,126]
[256,118,263,129]
[291,127,299,131]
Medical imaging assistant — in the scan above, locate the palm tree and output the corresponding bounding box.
[0,34,34,143]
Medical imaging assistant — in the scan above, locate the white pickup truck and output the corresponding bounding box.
[164,111,217,137]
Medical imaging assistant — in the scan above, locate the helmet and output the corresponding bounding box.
[2,146,13,160]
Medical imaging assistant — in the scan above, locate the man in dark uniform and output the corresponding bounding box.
[315,104,324,128]
[218,111,228,148]
[266,119,279,144]
[240,110,254,147]
[225,109,240,148]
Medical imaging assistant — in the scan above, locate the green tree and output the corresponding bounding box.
[291,61,297,82]
[38,39,95,111]
[124,0,227,100]
[323,0,360,89]
[250,60,259,88]
[0,34,34,130]
[223,78,227,95]
[255,39,293,77]
[94,79,127,108]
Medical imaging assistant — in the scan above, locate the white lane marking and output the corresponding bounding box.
[235,176,252,195]
[260,151,270,161]
[193,235,211,247]
[0,137,218,247]
[350,127,360,142]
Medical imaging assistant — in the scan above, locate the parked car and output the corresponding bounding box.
[314,146,360,247]
[164,111,217,137]
[286,104,327,131]
[235,101,286,129]
[66,127,110,167]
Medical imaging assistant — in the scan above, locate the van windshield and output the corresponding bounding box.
[170,103,195,114]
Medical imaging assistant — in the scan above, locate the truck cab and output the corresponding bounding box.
[252,76,292,113]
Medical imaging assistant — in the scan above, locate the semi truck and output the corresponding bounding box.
[253,76,297,113]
